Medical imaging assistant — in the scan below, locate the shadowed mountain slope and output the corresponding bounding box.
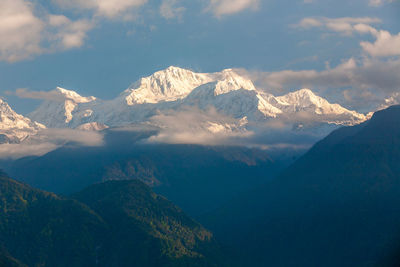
[202,105,400,266]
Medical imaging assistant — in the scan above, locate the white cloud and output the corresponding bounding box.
[47,16,94,49]
[0,0,93,62]
[160,0,186,20]
[0,0,44,62]
[147,107,252,145]
[207,0,259,17]
[51,0,147,19]
[360,30,400,57]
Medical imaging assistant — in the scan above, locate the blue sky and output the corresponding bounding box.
[0,0,399,113]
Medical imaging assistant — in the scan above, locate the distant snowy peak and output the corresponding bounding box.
[122,66,214,105]
[29,87,97,127]
[54,87,97,123]
[55,87,96,103]
[121,67,257,105]
[213,69,256,95]
[275,89,366,125]
[0,98,45,143]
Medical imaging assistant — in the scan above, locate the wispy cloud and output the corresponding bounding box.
[240,56,400,110]
[9,88,69,102]
[51,0,148,19]
[0,128,104,159]
[368,0,394,7]
[206,0,260,17]
[160,0,186,20]
[37,128,104,147]
[294,17,381,35]
[0,143,58,159]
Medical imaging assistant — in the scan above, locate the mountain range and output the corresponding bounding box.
[0,66,372,146]
[28,67,367,128]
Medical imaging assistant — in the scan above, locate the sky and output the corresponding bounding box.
[0,0,399,114]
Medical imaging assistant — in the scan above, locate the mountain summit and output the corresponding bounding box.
[121,66,214,105]
[29,87,96,127]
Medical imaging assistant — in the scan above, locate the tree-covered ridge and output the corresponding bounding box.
[0,173,106,267]
[0,173,224,266]
[73,180,224,266]
[0,247,27,267]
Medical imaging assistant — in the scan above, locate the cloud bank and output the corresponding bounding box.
[0,128,104,159]
[147,107,252,145]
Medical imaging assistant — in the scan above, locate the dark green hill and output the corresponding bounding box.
[73,179,225,267]
[0,172,226,266]
[0,172,106,267]
[202,105,400,266]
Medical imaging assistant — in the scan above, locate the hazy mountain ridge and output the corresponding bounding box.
[2,136,287,216]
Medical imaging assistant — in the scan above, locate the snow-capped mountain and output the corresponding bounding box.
[29,87,96,128]
[273,89,367,125]
[120,66,214,105]
[28,66,368,131]
[0,98,45,143]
